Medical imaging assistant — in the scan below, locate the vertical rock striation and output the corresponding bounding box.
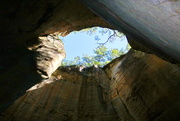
[0,0,179,120]
[104,50,180,121]
[1,50,180,121]
[0,66,117,121]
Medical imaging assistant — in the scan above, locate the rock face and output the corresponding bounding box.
[104,50,180,121]
[0,0,180,120]
[0,0,113,49]
[0,66,117,121]
[81,0,180,63]
[1,50,180,121]
[34,35,65,78]
[0,0,113,110]
[0,35,65,113]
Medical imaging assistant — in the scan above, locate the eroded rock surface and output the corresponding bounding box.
[0,0,114,113]
[0,66,117,121]
[1,50,180,121]
[0,0,180,120]
[0,0,113,50]
[104,50,180,121]
[0,35,65,113]
[33,34,65,78]
[81,0,180,63]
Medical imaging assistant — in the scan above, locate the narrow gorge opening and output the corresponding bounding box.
[59,27,130,67]
[0,0,180,120]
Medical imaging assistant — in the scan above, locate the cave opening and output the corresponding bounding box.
[0,0,180,120]
[59,27,130,67]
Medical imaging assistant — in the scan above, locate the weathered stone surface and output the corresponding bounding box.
[1,50,180,121]
[1,0,179,63]
[0,0,113,50]
[33,34,65,78]
[0,35,65,113]
[81,0,180,63]
[0,0,180,120]
[0,0,112,113]
[104,50,180,121]
[0,66,117,121]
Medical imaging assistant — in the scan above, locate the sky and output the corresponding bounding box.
[59,27,128,60]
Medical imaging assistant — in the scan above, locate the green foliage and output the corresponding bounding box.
[96,28,124,45]
[74,27,124,45]
[61,27,131,67]
[61,45,127,67]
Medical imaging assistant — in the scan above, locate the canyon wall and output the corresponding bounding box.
[0,0,113,111]
[104,50,180,121]
[1,50,180,121]
[0,35,65,112]
[0,65,117,121]
[0,0,180,120]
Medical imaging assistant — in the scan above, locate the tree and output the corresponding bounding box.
[61,45,127,67]
[76,27,124,46]
[61,27,130,67]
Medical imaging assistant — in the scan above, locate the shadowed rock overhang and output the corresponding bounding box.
[0,0,180,120]
[81,0,180,63]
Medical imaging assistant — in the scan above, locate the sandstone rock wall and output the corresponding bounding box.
[0,0,180,120]
[0,0,113,111]
[0,35,65,113]
[104,50,180,121]
[1,50,180,121]
[0,66,117,121]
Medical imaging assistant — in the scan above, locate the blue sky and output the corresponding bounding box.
[59,27,128,60]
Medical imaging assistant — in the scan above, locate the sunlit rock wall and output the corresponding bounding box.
[0,66,117,121]
[104,50,180,121]
[0,0,180,120]
[1,50,180,121]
